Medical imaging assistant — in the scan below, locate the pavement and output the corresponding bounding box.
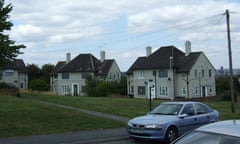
[0,99,131,144]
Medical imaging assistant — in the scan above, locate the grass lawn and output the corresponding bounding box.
[1,91,240,137]
[21,91,163,118]
[21,91,240,120]
[0,95,125,137]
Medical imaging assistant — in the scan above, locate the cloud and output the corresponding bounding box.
[5,0,240,70]
[10,24,44,42]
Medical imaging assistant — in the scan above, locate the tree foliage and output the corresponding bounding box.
[41,64,54,84]
[85,76,127,97]
[0,0,26,66]
[216,76,240,101]
[27,63,54,91]
[29,78,49,91]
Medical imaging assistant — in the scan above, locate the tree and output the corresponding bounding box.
[27,64,41,82]
[0,0,25,66]
[41,64,54,85]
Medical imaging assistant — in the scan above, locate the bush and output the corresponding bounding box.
[29,79,49,91]
[85,76,127,97]
[220,90,237,101]
[0,82,16,88]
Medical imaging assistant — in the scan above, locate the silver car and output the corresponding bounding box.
[127,101,219,143]
[172,120,240,144]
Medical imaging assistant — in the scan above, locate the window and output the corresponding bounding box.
[208,86,212,94]
[181,104,194,115]
[182,73,186,79]
[195,86,199,96]
[209,69,212,77]
[62,85,70,94]
[194,69,198,78]
[160,87,168,96]
[159,69,168,78]
[201,69,205,77]
[182,88,186,95]
[138,86,146,95]
[136,71,145,78]
[62,72,69,79]
[4,70,14,76]
[81,72,90,79]
[195,103,213,114]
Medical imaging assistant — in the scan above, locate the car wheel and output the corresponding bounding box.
[165,126,178,144]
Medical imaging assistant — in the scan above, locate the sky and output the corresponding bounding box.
[5,0,240,71]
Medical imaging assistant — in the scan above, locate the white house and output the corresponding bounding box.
[127,42,216,100]
[0,59,28,89]
[51,51,121,96]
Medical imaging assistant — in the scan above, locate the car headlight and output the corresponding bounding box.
[127,121,133,127]
[145,124,163,130]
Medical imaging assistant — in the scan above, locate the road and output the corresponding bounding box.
[0,128,163,144]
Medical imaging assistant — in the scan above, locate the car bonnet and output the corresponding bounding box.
[196,120,240,137]
[129,114,178,125]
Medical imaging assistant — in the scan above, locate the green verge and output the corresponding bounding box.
[0,95,125,137]
[21,92,240,120]
[21,92,163,118]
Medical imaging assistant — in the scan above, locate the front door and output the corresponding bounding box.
[202,86,206,97]
[73,84,79,96]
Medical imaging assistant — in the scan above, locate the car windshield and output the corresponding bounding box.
[149,103,182,115]
[173,131,240,144]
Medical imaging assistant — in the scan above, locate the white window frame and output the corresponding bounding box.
[136,70,145,79]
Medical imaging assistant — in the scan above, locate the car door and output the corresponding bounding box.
[178,104,199,135]
[194,103,212,125]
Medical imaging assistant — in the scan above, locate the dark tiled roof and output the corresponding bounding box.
[126,57,147,74]
[51,61,66,76]
[58,54,100,72]
[97,59,114,76]
[177,52,201,72]
[57,54,114,76]
[3,59,27,73]
[127,46,201,74]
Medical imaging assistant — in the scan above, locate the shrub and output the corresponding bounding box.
[0,82,16,88]
[220,90,237,101]
[29,79,49,91]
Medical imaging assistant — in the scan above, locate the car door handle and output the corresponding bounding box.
[194,118,197,121]
[207,116,210,119]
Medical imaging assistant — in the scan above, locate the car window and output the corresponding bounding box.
[181,104,195,116]
[195,103,213,114]
[150,104,182,115]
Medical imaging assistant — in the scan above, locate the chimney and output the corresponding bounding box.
[100,50,105,63]
[185,40,191,56]
[146,46,152,57]
[66,52,71,63]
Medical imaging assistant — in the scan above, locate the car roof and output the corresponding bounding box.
[162,101,201,105]
[196,120,240,137]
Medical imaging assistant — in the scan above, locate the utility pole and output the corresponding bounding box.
[226,9,235,113]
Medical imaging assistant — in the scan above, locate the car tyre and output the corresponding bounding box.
[165,126,178,144]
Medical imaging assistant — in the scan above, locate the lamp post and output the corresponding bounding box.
[169,56,174,100]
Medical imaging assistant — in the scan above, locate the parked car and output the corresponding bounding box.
[172,120,240,144]
[127,101,219,143]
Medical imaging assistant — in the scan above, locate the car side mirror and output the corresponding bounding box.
[178,114,188,118]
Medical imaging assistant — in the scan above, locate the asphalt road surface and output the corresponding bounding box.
[0,128,163,144]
